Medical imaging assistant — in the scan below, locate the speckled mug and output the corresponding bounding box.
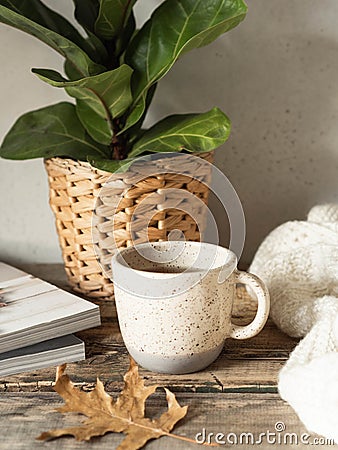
[112,241,270,374]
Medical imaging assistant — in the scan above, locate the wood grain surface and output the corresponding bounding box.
[0,264,332,449]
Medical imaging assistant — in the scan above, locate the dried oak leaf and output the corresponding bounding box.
[37,358,189,450]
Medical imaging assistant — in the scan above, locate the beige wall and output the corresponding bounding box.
[1,0,338,265]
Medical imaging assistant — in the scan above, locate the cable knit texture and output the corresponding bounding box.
[250,204,338,443]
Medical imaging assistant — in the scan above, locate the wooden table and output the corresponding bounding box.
[0,265,333,449]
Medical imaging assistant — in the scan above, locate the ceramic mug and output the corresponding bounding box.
[112,241,270,374]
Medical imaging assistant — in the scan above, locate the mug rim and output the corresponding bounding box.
[112,241,238,276]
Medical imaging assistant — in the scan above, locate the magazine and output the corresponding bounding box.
[0,262,101,354]
[0,334,85,376]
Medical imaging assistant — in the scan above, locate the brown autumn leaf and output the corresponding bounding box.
[37,358,195,449]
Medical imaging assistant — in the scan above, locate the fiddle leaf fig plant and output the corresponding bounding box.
[0,0,247,173]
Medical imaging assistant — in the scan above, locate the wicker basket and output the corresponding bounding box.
[45,152,213,301]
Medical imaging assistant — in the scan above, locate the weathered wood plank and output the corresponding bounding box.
[0,316,296,394]
[0,351,286,394]
[0,323,294,394]
[0,392,334,450]
[0,264,298,394]
[1,264,324,449]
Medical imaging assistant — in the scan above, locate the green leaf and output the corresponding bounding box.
[0,5,104,77]
[73,0,99,33]
[123,83,157,142]
[1,0,107,64]
[1,0,89,49]
[95,0,137,40]
[33,65,133,145]
[124,0,247,130]
[115,10,136,57]
[0,102,109,160]
[89,156,134,173]
[129,107,231,158]
[122,92,147,132]
[84,31,109,66]
[72,0,109,66]
[64,59,83,81]
[75,99,111,145]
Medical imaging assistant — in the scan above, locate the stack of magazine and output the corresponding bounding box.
[0,262,101,376]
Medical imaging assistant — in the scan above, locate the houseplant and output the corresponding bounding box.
[0,0,247,300]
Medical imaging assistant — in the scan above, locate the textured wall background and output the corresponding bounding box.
[1,0,338,265]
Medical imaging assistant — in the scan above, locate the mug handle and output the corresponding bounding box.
[230,270,270,340]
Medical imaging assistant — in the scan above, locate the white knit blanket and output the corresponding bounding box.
[250,204,338,443]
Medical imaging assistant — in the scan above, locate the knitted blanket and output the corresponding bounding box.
[250,204,338,443]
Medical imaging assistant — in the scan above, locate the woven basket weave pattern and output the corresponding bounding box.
[45,152,213,301]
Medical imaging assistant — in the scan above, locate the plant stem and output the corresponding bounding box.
[105,39,119,70]
[111,118,127,160]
